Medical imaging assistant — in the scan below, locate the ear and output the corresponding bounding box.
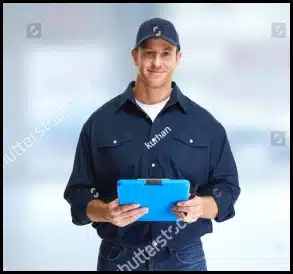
[176,51,182,68]
[131,49,139,66]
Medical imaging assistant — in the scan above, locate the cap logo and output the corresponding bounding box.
[153,26,161,36]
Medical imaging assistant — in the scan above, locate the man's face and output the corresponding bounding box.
[131,37,182,89]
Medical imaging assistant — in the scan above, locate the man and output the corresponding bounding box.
[64,18,241,271]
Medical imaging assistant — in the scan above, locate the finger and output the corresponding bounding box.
[172,206,194,213]
[112,203,141,216]
[173,211,186,221]
[173,205,202,218]
[177,195,200,206]
[177,200,192,206]
[110,198,140,207]
[113,207,148,220]
[118,209,148,226]
[175,211,195,223]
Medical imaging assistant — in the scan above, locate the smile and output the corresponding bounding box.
[148,71,164,74]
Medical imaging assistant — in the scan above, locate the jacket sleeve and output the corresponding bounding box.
[63,118,98,226]
[201,123,241,222]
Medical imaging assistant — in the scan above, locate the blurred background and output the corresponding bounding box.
[3,3,290,271]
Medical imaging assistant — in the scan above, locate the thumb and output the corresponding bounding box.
[109,198,119,208]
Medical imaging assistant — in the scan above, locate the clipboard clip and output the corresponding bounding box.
[145,179,162,185]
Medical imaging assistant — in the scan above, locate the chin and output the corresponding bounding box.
[146,80,166,89]
[144,77,169,89]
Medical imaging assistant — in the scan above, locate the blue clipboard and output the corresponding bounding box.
[117,178,190,221]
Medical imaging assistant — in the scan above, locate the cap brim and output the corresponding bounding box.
[133,35,179,50]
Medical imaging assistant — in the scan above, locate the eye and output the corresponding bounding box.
[145,51,153,56]
[162,51,171,57]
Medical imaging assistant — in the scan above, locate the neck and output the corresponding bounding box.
[133,75,172,105]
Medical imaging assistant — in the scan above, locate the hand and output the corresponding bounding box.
[172,195,218,223]
[86,198,148,227]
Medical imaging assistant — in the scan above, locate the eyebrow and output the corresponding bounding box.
[142,47,173,51]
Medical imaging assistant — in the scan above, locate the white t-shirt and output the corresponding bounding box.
[135,96,170,122]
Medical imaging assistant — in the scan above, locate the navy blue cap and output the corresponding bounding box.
[134,18,180,50]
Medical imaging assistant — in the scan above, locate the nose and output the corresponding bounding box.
[152,54,162,68]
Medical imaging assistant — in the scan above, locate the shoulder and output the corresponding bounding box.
[186,96,226,136]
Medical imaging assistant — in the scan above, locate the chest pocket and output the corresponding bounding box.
[97,134,138,180]
[170,133,210,186]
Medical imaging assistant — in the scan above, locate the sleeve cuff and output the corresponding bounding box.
[69,189,97,226]
[199,184,240,223]
[212,187,236,222]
